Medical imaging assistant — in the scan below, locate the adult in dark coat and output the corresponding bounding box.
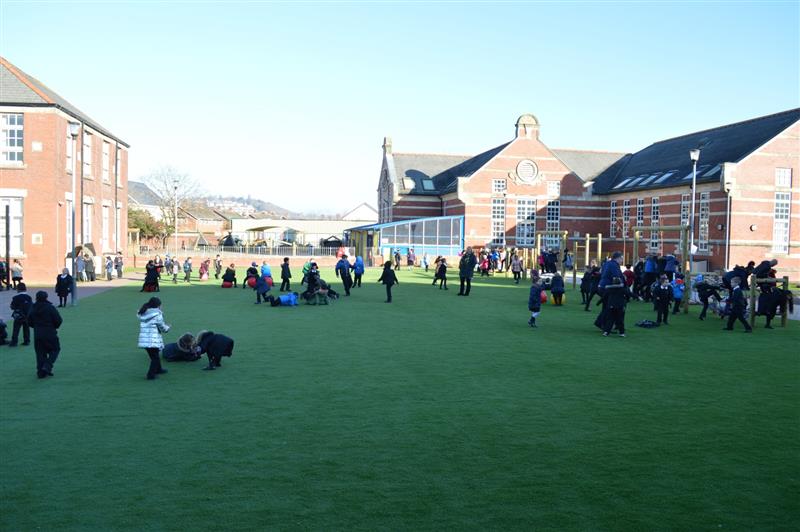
[54,268,73,307]
[9,283,32,346]
[335,255,354,296]
[195,330,235,370]
[457,247,477,296]
[27,291,63,378]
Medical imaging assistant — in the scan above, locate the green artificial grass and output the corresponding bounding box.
[1,269,798,531]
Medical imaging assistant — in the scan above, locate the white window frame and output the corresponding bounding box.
[82,132,93,178]
[775,168,792,188]
[115,147,122,186]
[0,197,24,255]
[491,198,506,245]
[492,179,507,194]
[1,113,24,164]
[547,181,561,198]
[102,205,110,251]
[66,199,74,252]
[515,198,536,247]
[772,192,791,254]
[66,124,74,173]
[544,200,560,249]
[622,199,630,239]
[636,198,644,226]
[115,205,121,250]
[680,193,690,227]
[609,200,617,238]
[102,142,110,181]
[698,192,710,253]
[82,202,93,243]
[649,197,660,252]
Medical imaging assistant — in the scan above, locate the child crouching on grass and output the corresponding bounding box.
[527,277,543,328]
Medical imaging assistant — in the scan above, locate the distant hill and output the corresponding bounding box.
[205,194,296,218]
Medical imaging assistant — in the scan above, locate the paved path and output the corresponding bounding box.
[0,277,137,322]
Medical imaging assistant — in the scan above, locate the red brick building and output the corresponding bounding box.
[377,110,800,276]
[0,57,129,283]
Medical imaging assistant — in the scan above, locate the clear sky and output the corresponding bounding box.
[1,1,798,212]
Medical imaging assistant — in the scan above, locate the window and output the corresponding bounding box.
[82,132,92,177]
[622,200,630,238]
[680,193,690,226]
[609,200,617,238]
[0,197,24,255]
[772,192,791,254]
[516,198,536,246]
[421,179,435,191]
[115,205,122,249]
[66,125,74,172]
[492,179,507,193]
[545,200,560,248]
[698,192,710,253]
[102,142,110,181]
[1,113,24,163]
[66,199,74,252]
[491,198,506,245]
[102,206,110,251]
[547,181,561,197]
[649,197,660,251]
[116,147,122,186]
[612,179,631,190]
[636,198,645,226]
[82,202,92,243]
[626,177,643,188]
[775,168,792,188]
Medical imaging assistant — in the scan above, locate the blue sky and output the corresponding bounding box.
[1,1,798,212]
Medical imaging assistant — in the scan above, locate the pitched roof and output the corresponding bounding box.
[0,57,129,146]
[181,207,225,221]
[392,153,473,195]
[592,108,800,195]
[431,143,511,194]
[128,181,161,206]
[551,149,627,181]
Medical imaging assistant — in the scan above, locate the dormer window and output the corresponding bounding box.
[421,179,435,191]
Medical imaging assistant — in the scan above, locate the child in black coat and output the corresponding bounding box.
[653,275,672,325]
[527,277,543,328]
[280,257,292,291]
[377,261,399,303]
[195,330,235,370]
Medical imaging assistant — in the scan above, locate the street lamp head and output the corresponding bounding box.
[68,122,80,138]
[689,148,700,162]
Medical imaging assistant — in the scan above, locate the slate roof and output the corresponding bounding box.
[551,149,627,181]
[128,181,162,206]
[393,143,511,196]
[392,153,472,195]
[0,57,129,146]
[592,108,800,195]
[181,207,226,221]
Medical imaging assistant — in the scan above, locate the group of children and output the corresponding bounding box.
[137,296,235,378]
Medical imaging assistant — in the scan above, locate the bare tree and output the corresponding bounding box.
[142,166,201,248]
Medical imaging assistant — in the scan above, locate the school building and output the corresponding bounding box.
[361,109,800,276]
[0,57,129,283]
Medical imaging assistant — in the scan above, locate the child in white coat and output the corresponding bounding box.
[137,297,170,380]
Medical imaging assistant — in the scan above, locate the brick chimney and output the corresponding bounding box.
[515,114,539,139]
[383,136,393,155]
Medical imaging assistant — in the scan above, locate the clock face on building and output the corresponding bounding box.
[516,160,539,183]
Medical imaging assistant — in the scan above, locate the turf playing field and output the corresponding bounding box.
[1,268,798,530]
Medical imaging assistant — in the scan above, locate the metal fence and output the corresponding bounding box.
[134,244,342,258]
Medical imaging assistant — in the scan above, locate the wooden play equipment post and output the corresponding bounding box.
[748,274,790,329]
[633,224,691,312]
[534,230,569,277]
[570,233,603,288]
